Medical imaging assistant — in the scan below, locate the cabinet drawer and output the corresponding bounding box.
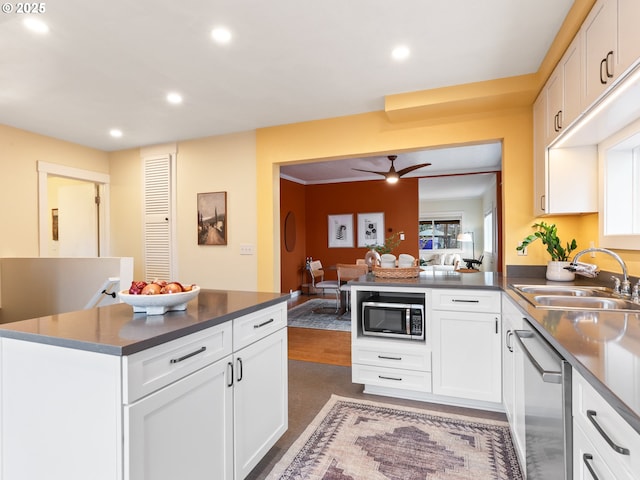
[123,322,232,404]
[352,364,431,393]
[352,344,430,372]
[233,302,287,351]
[431,289,501,313]
[573,371,640,478]
[574,422,633,480]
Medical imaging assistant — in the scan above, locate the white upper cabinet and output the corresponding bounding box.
[583,0,618,108]
[617,0,640,79]
[545,32,584,145]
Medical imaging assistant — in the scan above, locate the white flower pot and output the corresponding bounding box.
[546,261,575,281]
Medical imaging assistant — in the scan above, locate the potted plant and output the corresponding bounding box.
[517,222,577,281]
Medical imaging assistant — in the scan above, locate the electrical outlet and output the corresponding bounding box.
[239,243,255,255]
[517,242,527,256]
[400,233,405,241]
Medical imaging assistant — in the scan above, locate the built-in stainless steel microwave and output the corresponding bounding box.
[361,296,425,340]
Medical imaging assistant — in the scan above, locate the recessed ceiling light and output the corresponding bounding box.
[23,17,49,34]
[211,26,232,44]
[109,129,123,138]
[166,92,183,104]
[391,45,410,61]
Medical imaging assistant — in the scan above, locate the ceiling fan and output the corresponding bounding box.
[353,155,431,183]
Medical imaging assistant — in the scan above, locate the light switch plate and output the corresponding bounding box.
[240,243,255,255]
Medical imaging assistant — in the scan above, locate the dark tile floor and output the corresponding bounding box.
[246,359,507,479]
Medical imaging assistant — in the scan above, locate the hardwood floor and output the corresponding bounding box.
[286,294,352,367]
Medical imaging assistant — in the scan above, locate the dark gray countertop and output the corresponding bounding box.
[353,270,640,435]
[0,289,290,355]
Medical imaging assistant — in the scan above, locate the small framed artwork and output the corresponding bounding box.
[328,214,354,248]
[357,212,384,247]
[197,191,227,245]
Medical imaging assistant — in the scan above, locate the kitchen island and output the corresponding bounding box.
[0,289,290,480]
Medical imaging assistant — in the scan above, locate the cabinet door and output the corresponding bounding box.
[545,68,564,144]
[583,0,618,107]
[501,295,526,468]
[561,32,583,129]
[432,310,501,402]
[617,0,640,75]
[124,357,234,480]
[234,328,288,480]
[533,92,547,216]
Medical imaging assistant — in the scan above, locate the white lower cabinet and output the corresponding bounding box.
[233,327,288,480]
[431,289,502,403]
[573,423,620,480]
[125,357,234,480]
[501,294,526,471]
[573,370,640,480]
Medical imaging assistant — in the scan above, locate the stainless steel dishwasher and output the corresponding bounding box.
[514,319,572,480]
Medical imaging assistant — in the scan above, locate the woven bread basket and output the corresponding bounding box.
[372,266,421,278]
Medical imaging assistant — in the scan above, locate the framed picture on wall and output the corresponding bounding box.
[328,214,354,248]
[197,191,227,245]
[357,212,384,247]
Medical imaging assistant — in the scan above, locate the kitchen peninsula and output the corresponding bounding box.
[0,289,290,480]
[350,270,640,478]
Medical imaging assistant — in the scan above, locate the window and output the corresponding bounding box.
[484,209,494,253]
[419,219,461,250]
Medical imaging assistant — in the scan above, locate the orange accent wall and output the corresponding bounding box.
[280,179,307,293]
[280,177,419,291]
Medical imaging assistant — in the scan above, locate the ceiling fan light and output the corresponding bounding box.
[386,174,399,184]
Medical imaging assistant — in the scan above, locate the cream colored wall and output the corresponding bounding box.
[175,131,258,290]
[0,124,109,257]
[108,131,258,290]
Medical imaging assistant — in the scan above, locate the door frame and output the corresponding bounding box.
[37,161,110,257]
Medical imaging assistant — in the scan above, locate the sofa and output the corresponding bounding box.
[419,252,461,272]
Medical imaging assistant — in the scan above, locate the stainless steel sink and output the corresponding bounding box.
[532,295,640,311]
[511,284,640,312]
[516,285,610,296]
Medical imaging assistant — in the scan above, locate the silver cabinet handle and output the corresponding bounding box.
[378,375,402,381]
[587,410,630,455]
[513,330,562,383]
[254,318,275,329]
[582,454,600,480]
[378,355,402,361]
[170,346,206,364]
[451,299,479,303]
[506,330,513,352]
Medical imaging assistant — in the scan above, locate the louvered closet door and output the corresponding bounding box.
[144,155,173,280]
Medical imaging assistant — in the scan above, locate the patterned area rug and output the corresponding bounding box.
[288,299,351,332]
[266,395,523,480]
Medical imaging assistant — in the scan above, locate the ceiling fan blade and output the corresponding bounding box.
[396,163,432,177]
[352,168,388,176]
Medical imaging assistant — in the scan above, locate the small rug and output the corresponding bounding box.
[266,395,523,480]
[288,299,351,332]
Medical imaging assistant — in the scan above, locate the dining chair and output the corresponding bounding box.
[308,260,340,311]
[337,263,369,313]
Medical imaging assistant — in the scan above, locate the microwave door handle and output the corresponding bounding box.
[405,308,410,335]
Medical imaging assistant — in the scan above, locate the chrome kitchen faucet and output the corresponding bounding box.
[568,247,631,297]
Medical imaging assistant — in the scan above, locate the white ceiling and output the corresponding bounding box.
[1,0,574,152]
[279,141,502,186]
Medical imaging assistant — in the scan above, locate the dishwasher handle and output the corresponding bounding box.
[514,329,563,384]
